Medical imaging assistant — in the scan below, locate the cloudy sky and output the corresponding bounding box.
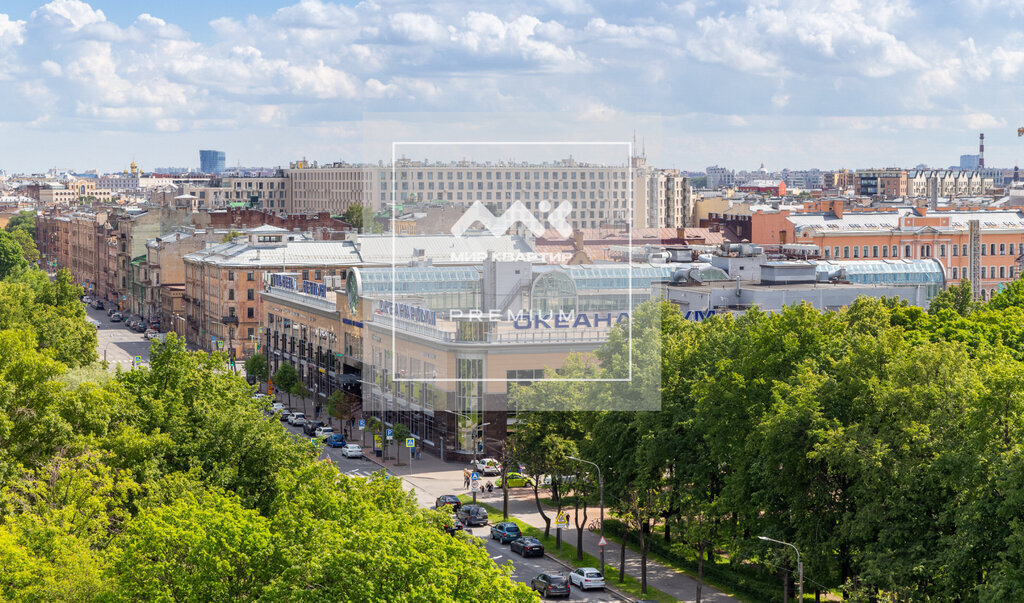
[0,0,1022,173]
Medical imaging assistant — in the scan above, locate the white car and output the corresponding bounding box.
[569,568,605,590]
[288,412,306,426]
[476,458,502,475]
[341,444,363,458]
[270,402,285,413]
[315,426,334,438]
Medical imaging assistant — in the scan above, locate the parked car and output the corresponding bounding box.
[144,328,159,339]
[93,300,104,310]
[314,425,334,438]
[569,568,605,591]
[133,322,147,333]
[476,458,502,475]
[341,444,363,458]
[81,295,92,304]
[494,472,535,488]
[303,420,325,436]
[489,521,522,544]
[510,536,544,557]
[107,307,117,316]
[530,573,570,598]
[456,505,489,527]
[279,410,294,422]
[324,434,347,448]
[270,402,285,413]
[444,513,465,536]
[288,412,307,426]
[110,313,123,322]
[434,495,462,512]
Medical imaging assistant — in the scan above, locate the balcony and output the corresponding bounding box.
[221,315,239,325]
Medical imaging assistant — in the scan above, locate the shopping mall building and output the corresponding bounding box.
[261,258,677,462]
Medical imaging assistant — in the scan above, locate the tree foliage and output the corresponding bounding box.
[0,263,536,601]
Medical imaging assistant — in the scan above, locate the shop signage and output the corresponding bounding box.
[376,300,436,326]
[302,281,327,297]
[271,274,296,290]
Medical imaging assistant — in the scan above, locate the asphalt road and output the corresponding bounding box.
[86,304,153,368]
[278,420,619,601]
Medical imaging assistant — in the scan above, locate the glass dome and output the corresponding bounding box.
[531,270,578,315]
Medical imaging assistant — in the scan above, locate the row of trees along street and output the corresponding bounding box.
[0,229,538,600]
[509,284,1024,601]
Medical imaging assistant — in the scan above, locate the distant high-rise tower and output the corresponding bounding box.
[200,150,226,174]
[979,133,985,168]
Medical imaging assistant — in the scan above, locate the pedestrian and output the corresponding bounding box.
[486,481,493,494]
[463,468,470,489]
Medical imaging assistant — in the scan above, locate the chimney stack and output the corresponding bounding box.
[979,133,985,168]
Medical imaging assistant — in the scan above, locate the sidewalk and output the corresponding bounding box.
[364,451,737,603]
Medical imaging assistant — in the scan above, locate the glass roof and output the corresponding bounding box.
[813,259,945,285]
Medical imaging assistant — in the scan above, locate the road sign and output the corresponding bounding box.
[598,536,608,547]
[385,428,394,441]
[471,471,480,481]
[133,356,142,363]
[556,511,569,527]
[358,419,366,430]
[405,437,415,448]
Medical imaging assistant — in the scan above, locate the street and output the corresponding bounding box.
[279,420,621,602]
[86,304,152,368]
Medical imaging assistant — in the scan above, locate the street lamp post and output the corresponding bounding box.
[758,536,802,602]
[568,455,605,578]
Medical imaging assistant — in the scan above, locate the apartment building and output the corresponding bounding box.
[221,174,290,210]
[854,169,908,198]
[906,170,994,198]
[647,169,694,228]
[823,170,853,190]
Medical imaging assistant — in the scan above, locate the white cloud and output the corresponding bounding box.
[726,115,748,126]
[389,13,447,43]
[585,18,676,48]
[31,0,106,31]
[0,14,26,47]
[771,93,789,109]
[544,0,593,15]
[40,59,62,76]
[963,113,1005,130]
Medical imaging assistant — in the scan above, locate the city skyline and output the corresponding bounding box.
[1,0,1023,173]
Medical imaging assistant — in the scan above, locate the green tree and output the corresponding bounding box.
[243,353,269,383]
[341,203,366,230]
[5,211,35,237]
[929,278,977,315]
[110,490,277,601]
[393,422,411,465]
[11,229,39,265]
[0,231,27,279]
[221,229,243,243]
[273,362,299,408]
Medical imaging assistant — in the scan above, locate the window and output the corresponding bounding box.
[921,244,930,258]
[991,243,997,255]
[952,245,958,256]
[853,246,860,258]
[905,244,912,258]
[843,246,850,258]
[872,245,879,258]
[962,244,967,256]
[1012,244,1017,255]
[1000,243,1006,255]
[247,271,254,281]
[892,245,898,258]
[823,247,830,258]
[952,267,958,279]
[228,271,234,281]
[247,289,254,301]
[302,271,309,280]
[982,245,987,256]
[247,307,255,318]
[1000,266,1006,278]
[315,270,322,280]
[228,289,235,300]
[882,245,889,258]
[940,244,946,257]
[833,246,840,258]
[248,327,254,338]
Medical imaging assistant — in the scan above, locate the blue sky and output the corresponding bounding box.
[1,0,1023,173]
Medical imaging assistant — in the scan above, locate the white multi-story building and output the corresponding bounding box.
[906,170,994,198]
[99,161,175,193]
[647,169,693,228]
[706,165,736,189]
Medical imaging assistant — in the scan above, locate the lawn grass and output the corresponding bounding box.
[459,495,677,603]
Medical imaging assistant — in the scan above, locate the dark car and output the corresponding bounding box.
[110,313,122,322]
[530,573,569,598]
[303,420,325,436]
[443,513,465,536]
[94,300,104,310]
[324,434,347,448]
[279,410,293,422]
[107,307,116,316]
[489,521,522,544]
[455,504,488,527]
[434,495,462,512]
[510,536,544,557]
[133,322,147,333]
